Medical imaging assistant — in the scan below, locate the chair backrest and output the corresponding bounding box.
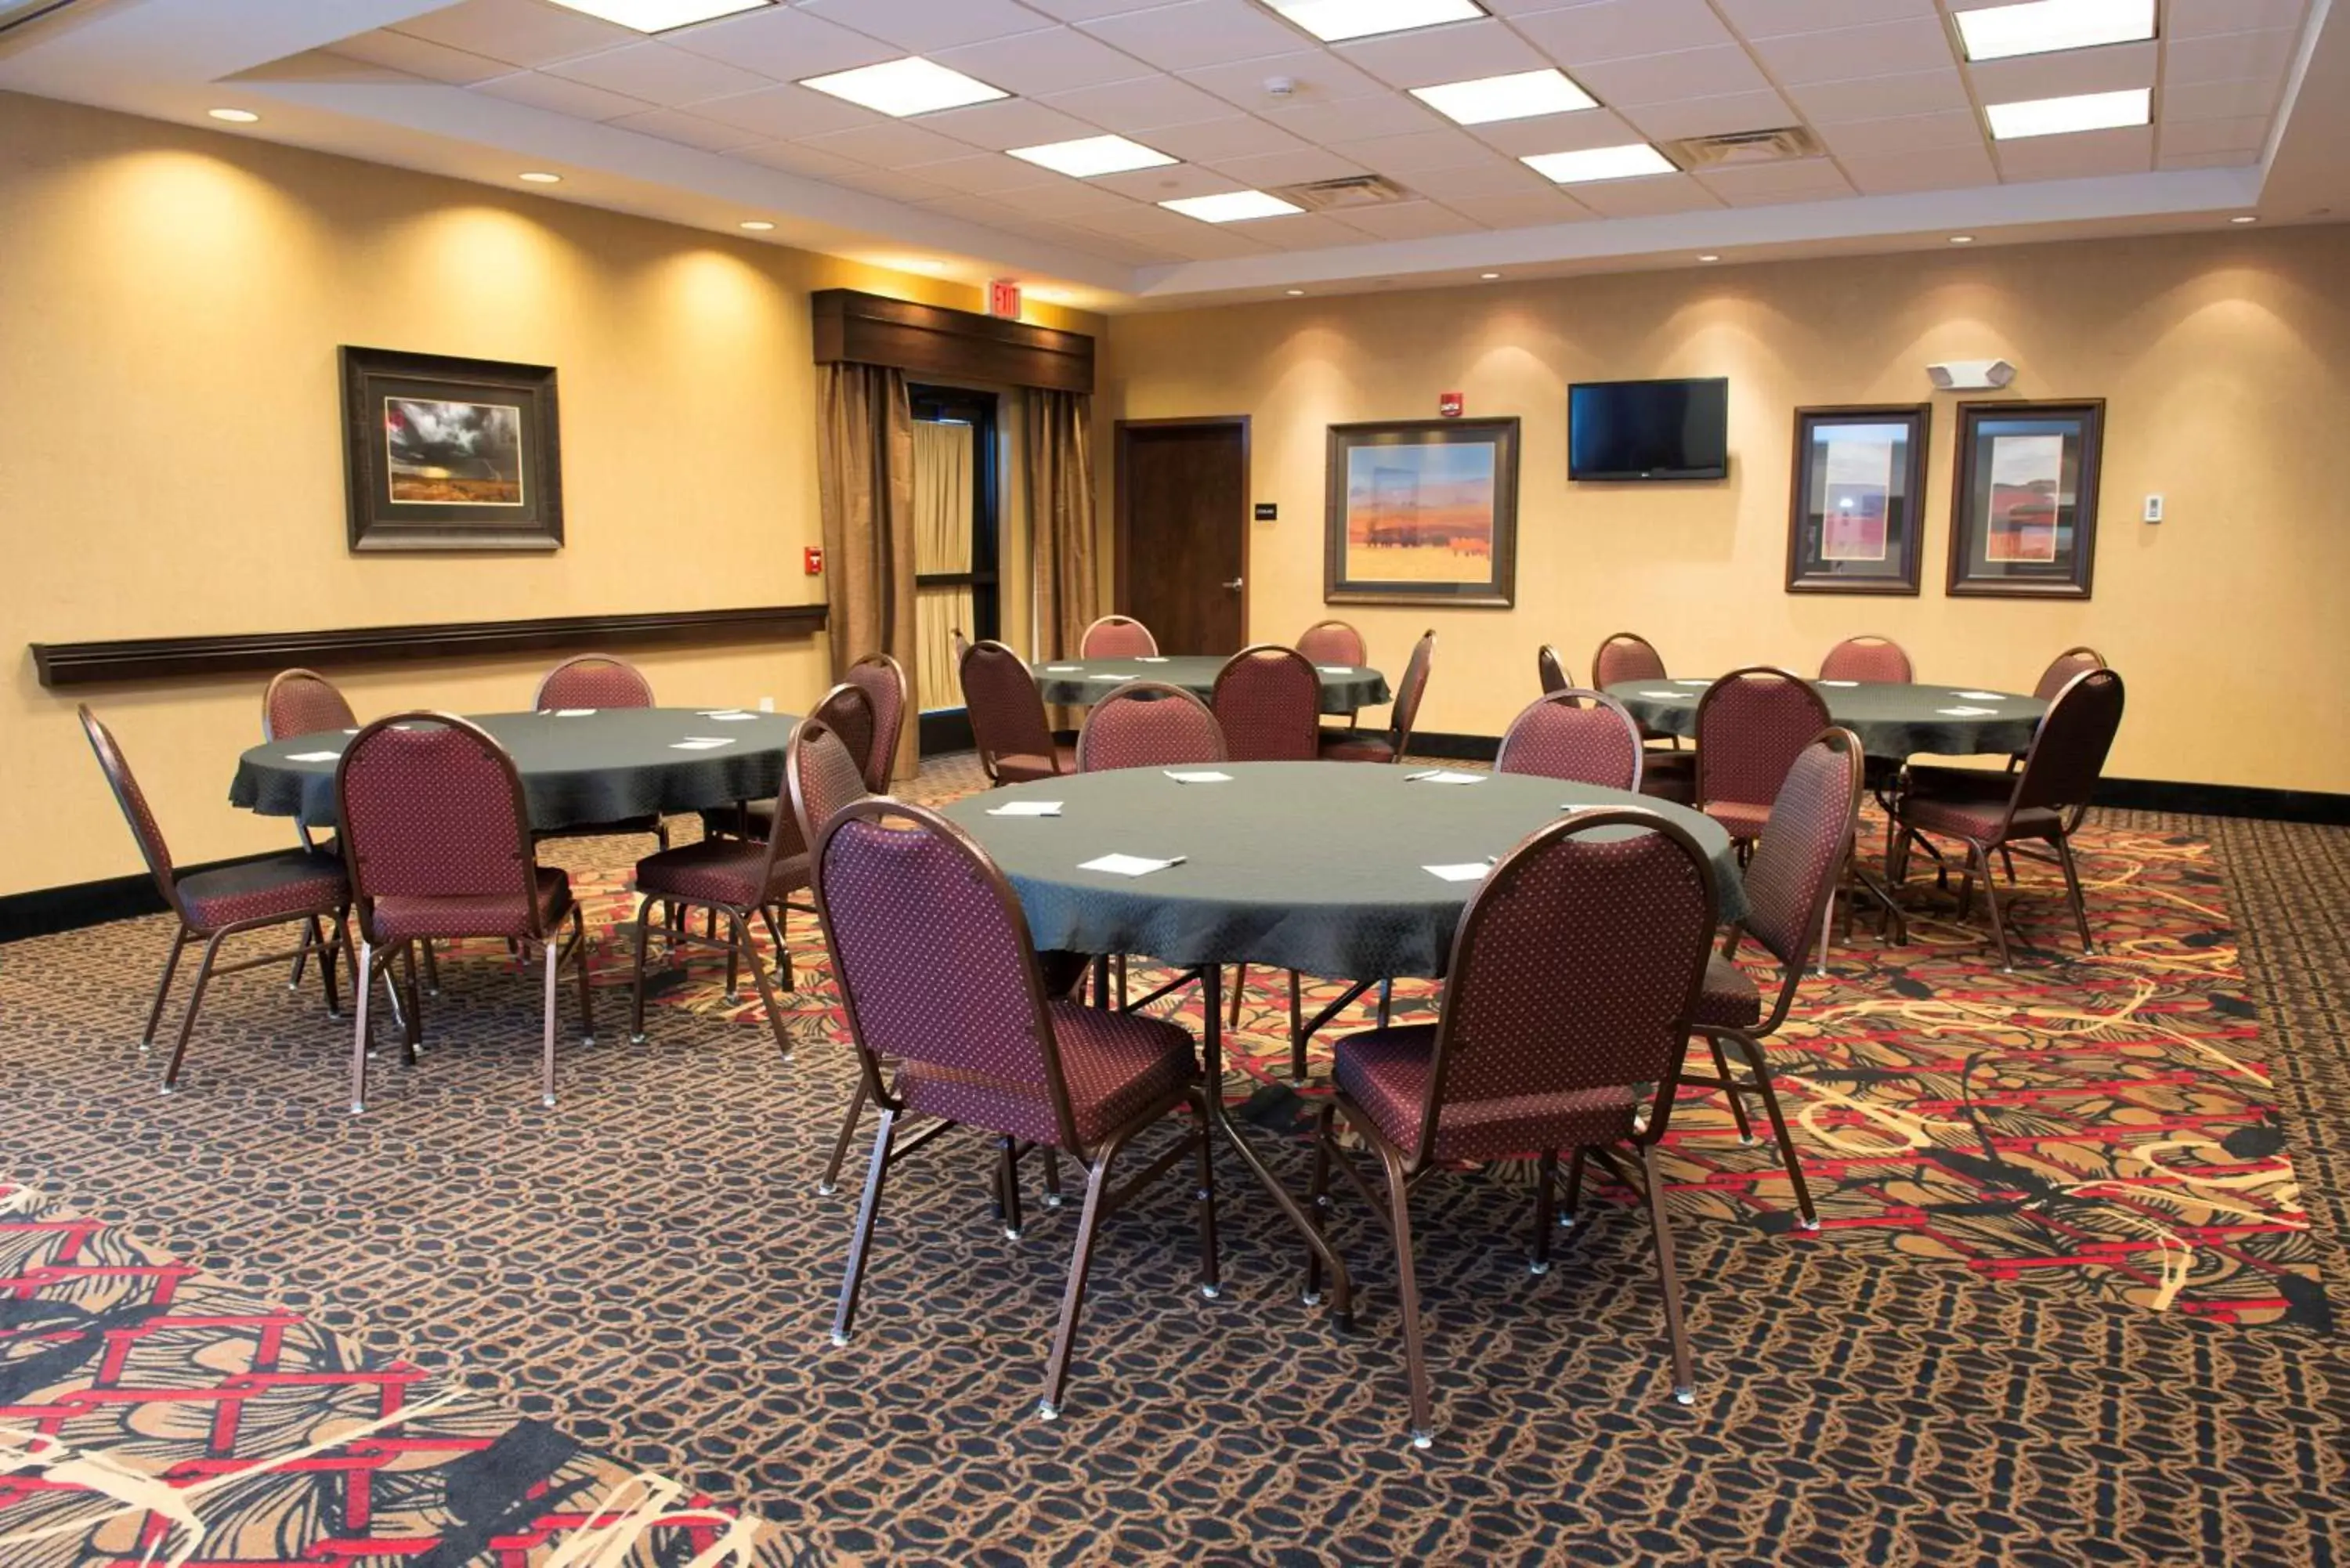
[262,668,357,741]
[1493,689,1644,792]
[536,653,654,710]
[2034,645,2107,702]
[1740,728,1864,979]
[1695,667,1833,811]
[1080,614,1159,658]
[1077,681,1227,772]
[1213,644,1321,761]
[1383,629,1437,753]
[784,714,872,857]
[1592,630,1667,688]
[2012,668,2126,821]
[843,653,908,792]
[1413,809,1718,1166]
[78,706,179,909]
[1535,645,1571,695]
[960,640,1057,781]
[337,714,541,931]
[1819,635,1913,685]
[1296,619,1367,668]
[813,800,1080,1147]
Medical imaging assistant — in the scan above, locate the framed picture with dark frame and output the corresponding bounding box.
[1947,399,2104,598]
[1785,404,1929,595]
[1324,417,1519,608]
[339,345,563,552]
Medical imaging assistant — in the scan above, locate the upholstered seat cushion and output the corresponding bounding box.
[370,866,572,943]
[1332,1023,1640,1162]
[179,850,349,931]
[995,743,1076,783]
[896,1001,1195,1148]
[1318,730,1395,764]
[1691,951,1763,1030]
[1705,800,1773,843]
[1902,767,2063,844]
[1640,750,1697,805]
[636,838,807,909]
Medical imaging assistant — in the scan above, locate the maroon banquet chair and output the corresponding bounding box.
[1299,619,1370,728]
[703,681,875,845]
[262,667,382,989]
[1694,668,1831,855]
[1676,728,1864,1233]
[1535,645,1572,695]
[1494,688,1643,792]
[1305,808,1721,1441]
[337,713,592,1112]
[1996,645,2110,879]
[1076,681,1227,773]
[844,652,909,790]
[1079,614,1159,659]
[1322,629,1434,764]
[529,654,669,854]
[1213,644,1322,762]
[1818,635,1914,685]
[1593,630,1696,805]
[1893,669,2126,970]
[963,640,1073,785]
[815,799,1218,1421]
[81,706,351,1093]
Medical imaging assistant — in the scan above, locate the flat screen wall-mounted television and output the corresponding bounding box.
[1568,378,1729,481]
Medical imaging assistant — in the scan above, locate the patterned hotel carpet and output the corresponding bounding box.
[2,752,2346,1563]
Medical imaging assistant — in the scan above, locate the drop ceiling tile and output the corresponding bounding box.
[931,26,1158,96]
[1260,92,1444,141]
[1965,40,2153,103]
[1389,154,1553,196]
[1180,49,1389,110]
[391,0,637,67]
[1467,107,1638,157]
[1088,161,1246,199]
[1993,124,2153,182]
[999,179,1141,218]
[1077,0,1306,71]
[1065,208,1274,259]
[1813,108,1983,157]
[796,0,1053,52]
[1023,0,1193,20]
[2167,0,2308,37]
[543,42,772,107]
[1711,0,1939,34]
[1332,19,1549,88]
[692,84,879,139]
[735,139,871,179]
[609,106,768,151]
[1037,74,1238,131]
[2164,28,2299,85]
[1564,172,1723,216]
[902,151,1064,193]
[1785,68,1970,123]
[1694,159,1854,204]
[1571,46,1773,106]
[1505,0,1732,64]
[2157,114,2272,156]
[2157,146,2260,170]
[921,97,1101,150]
[471,69,653,121]
[2160,77,2285,124]
[1241,211,1387,248]
[1321,199,1483,239]
[663,6,901,80]
[1748,16,1955,85]
[331,30,510,85]
[1203,146,1373,186]
[920,191,1041,226]
[794,120,977,168]
[1324,126,1497,175]
[1145,116,1314,161]
[1837,141,1996,193]
[1443,188,1596,226]
[1618,89,1800,142]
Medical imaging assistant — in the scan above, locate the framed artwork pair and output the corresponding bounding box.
[1786,400,2104,599]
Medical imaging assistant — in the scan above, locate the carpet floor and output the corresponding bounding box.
[2,752,2345,1564]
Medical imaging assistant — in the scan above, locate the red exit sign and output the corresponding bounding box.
[988,278,1023,318]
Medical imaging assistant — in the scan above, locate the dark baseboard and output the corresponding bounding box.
[2093,776,2350,826]
[918,707,974,757]
[0,851,287,944]
[1406,730,1501,763]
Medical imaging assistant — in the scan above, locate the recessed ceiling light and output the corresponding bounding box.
[1521,143,1676,184]
[1285,289,1307,296]
[1007,135,1176,179]
[1949,233,1975,243]
[1480,272,1501,280]
[545,0,773,32]
[1985,87,2150,140]
[207,107,260,124]
[1265,0,1484,43]
[518,171,563,183]
[2230,214,2259,224]
[1411,67,1595,127]
[1162,190,1305,223]
[800,57,1008,118]
[1955,0,2154,63]
[739,219,775,230]
[1697,253,1721,262]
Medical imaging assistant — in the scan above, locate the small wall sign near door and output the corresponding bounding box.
[1324,417,1519,609]
[339,346,562,552]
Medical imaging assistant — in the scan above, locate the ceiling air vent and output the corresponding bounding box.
[1273,174,1413,211]
[1664,127,1826,168]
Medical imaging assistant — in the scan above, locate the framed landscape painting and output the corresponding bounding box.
[1324,417,1519,608]
[1947,399,2103,598]
[340,345,563,551]
[1785,405,1929,594]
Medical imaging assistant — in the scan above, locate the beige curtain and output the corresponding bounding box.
[912,418,975,712]
[816,362,919,781]
[1024,387,1098,661]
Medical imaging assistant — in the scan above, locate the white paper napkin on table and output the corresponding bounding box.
[1423,862,1491,883]
[1089,673,1130,681]
[670,737,735,750]
[1672,678,1709,685]
[285,750,341,763]
[1820,680,1858,688]
[1639,690,1690,700]
[1318,665,1354,674]
[1164,770,1232,783]
[553,708,597,717]
[987,800,1062,817]
[697,710,759,721]
[1405,769,1486,785]
[1937,706,1998,717]
[1044,664,1081,671]
[1137,656,1170,663]
[1079,852,1185,876]
[1952,691,2006,701]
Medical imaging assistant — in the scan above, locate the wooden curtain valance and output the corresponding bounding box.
[812,290,1094,395]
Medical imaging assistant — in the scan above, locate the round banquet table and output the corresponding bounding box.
[941,760,1745,982]
[1605,679,2046,760]
[1032,656,1390,716]
[229,706,802,832]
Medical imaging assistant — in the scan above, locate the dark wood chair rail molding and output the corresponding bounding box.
[812,289,1094,395]
[30,604,829,689]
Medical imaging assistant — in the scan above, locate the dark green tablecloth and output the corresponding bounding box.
[1032,656,1390,715]
[230,707,802,832]
[942,761,1744,981]
[1605,680,2046,760]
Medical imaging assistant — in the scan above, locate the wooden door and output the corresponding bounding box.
[1115,417,1249,656]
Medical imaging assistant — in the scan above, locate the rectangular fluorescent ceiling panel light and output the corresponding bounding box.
[1984,87,2149,139]
[1009,135,1177,178]
[1161,190,1304,222]
[1266,0,1485,44]
[547,0,773,31]
[800,57,1008,117]
[1412,68,1596,126]
[1956,0,2154,61]
[1521,143,1676,183]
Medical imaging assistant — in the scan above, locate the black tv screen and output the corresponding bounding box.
[1569,378,1729,480]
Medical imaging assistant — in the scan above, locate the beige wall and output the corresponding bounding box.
[0,92,1097,897]
[1099,225,2350,793]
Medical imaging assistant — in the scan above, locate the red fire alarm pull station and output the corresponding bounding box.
[803,546,824,576]
[988,278,1023,318]
[1439,391,1464,417]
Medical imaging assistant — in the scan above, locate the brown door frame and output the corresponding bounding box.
[1113,415,1253,645]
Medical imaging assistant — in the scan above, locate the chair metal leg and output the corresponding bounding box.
[999,1136,1025,1241]
[819,1075,870,1195]
[142,929,192,1055]
[1287,970,1304,1082]
[831,1106,898,1346]
[540,937,561,1107]
[316,911,344,1020]
[2000,844,2017,884]
[1374,1140,1436,1447]
[1972,840,2014,970]
[759,904,795,993]
[288,916,320,991]
[1558,1147,1587,1230]
[418,938,441,997]
[1041,1148,1063,1208]
[397,941,425,1062]
[1228,963,1247,1025]
[571,907,595,1045]
[1039,1132,1130,1420]
[1705,1034,1755,1143]
[160,930,226,1091]
[729,908,794,1066]
[1376,977,1394,1028]
[1641,1143,1695,1404]
[2054,835,2095,954]
[1304,1101,1336,1308]
[349,939,375,1115]
[1723,1029,1817,1230]
[1192,1086,1221,1299]
[628,895,656,1045]
[723,925,741,1006]
[1529,1149,1557,1274]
